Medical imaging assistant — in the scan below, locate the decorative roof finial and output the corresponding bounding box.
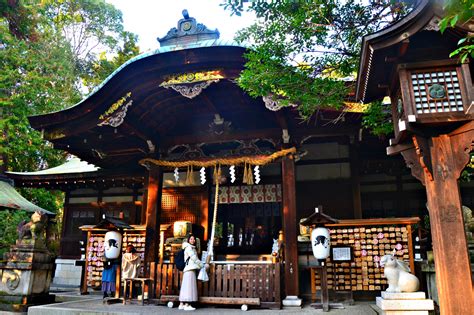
[182,9,189,19]
[157,9,220,47]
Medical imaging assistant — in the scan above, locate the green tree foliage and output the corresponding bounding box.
[439,0,473,63]
[0,22,80,171]
[222,0,412,122]
[44,0,124,55]
[0,209,30,256]
[0,1,139,251]
[361,100,394,137]
[461,154,474,182]
[82,31,140,90]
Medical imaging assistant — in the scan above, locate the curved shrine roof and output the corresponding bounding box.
[28,11,362,170]
[0,179,54,215]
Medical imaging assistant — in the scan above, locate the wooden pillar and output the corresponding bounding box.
[132,188,139,225]
[59,190,70,258]
[395,173,403,214]
[397,126,474,315]
[424,135,473,315]
[141,189,148,225]
[281,156,300,298]
[144,165,163,265]
[350,144,362,219]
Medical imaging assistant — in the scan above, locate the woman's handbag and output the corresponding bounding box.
[197,267,209,282]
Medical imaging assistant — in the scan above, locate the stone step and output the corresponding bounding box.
[371,304,430,315]
[382,292,426,300]
[376,297,434,311]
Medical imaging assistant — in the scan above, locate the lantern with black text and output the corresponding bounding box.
[311,227,330,260]
[104,231,122,259]
[300,206,338,261]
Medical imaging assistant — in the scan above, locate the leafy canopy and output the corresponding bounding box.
[222,0,412,121]
[0,0,140,248]
[438,0,473,63]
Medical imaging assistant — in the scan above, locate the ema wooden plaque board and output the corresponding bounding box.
[311,223,413,292]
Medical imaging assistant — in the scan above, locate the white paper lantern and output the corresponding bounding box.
[311,227,330,260]
[104,231,122,259]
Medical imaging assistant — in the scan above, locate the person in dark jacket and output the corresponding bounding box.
[102,258,117,299]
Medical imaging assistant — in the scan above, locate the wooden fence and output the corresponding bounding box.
[150,262,281,309]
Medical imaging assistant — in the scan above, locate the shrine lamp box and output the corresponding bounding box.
[392,60,473,138]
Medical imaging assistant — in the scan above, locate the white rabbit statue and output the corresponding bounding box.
[380,251,419,292]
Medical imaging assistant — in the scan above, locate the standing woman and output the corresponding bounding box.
[179,234,205,311]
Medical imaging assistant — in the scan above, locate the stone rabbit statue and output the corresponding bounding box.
[380,250,419,292]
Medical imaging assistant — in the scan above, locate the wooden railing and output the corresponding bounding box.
[150,262,281,309]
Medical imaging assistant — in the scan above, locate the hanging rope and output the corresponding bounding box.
[242,162,248,184]
[248,164,254,185]
[140,147,296,168]
[139,147,296,263]
[206,165,221,263]
[185,165,195,185]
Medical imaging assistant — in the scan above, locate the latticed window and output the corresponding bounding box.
[410,68,463,114]
[161,190,203,224]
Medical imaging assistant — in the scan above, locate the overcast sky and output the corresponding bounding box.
[107,0,256,52]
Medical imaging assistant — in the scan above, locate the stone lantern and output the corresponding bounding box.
[356,1,473,314]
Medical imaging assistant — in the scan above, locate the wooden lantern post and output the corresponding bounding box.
[90,216,133,303]
[356,2,473,313]
[300,206,339,312]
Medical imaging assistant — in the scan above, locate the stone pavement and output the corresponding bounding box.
[28,292,378,315]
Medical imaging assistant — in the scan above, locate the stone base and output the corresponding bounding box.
[282,295,302,308]
[372,304,429,315]
[375,291,434,314]
[0,266,54,296]
[52,259,82,287]
[0,238,54,296]
[382,292,426,300]
[0,294,54,313]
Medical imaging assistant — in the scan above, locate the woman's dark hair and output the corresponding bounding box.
[187,234,195,243]
[126,244,137,253]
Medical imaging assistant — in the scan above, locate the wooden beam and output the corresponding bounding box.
[121,112,160,150]
[163,128,282,147]
[119,122,152,148]
[387,142,415,156]
[325,217,420,227]
[449,119,474,137]
[160,295,260,306]
[296,158,350,165]
[201,93,219,113]
[281,156,299,297]
[164,126,359,148]
[273,110,289,130]
[398,39,410,57]
[144,165,163,266]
